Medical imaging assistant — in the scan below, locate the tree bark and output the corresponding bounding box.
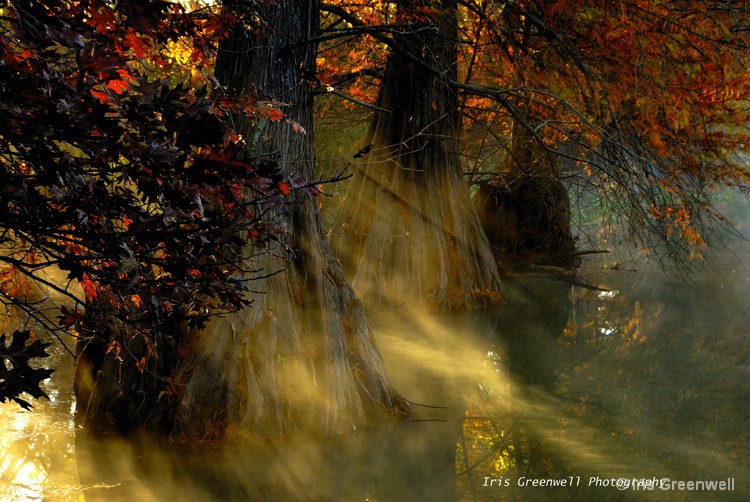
[328,2,502,499]
[475,122,579,270]
[329,0,501,311]
[75,0,408,440]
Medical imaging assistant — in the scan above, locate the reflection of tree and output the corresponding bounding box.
[565,269,750,485]
[462,117,579,495]
[457,263,750,501]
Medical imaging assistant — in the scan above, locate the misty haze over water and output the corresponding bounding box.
[1,196,749,501]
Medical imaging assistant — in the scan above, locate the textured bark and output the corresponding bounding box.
[475,123,579,270]
[75,0,407,440]
[329,0,502,311]
[168,0,407,441]
[75,308,184,434]
[327,2,502,499]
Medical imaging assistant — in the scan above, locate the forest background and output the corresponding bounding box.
[1,3,750,496]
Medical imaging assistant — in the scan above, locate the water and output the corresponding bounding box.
[0,346,80,501]
[1,252,749,501]
[457,260,750,501]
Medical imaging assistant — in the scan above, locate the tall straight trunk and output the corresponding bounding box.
[328,2,502,500]
[327,0,503,409]
[329,0,501,311]
[169,0,409,441]
[75,0,407,440]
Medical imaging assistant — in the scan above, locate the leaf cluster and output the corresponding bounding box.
[0,0,308,405]
[318,1,750,268]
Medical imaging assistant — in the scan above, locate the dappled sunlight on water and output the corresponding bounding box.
[0,348,82,501]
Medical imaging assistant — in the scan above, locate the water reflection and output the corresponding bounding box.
[2,256,750,500]
[457,258,750,501]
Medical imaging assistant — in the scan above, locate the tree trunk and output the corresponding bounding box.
[475,122,579,480]
[168,0,410,441]
[475,120,579,389]
[75,0,408,441]
[328,2,502,499]
[329,0,501,311]
[475,122,579,270]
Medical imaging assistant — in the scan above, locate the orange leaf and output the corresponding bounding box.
[106,79,129,94]
[81,273,98,301]
[126,28,150,59]
[267,108,285,121]
[277,180,292,195]
[131,294,143,308]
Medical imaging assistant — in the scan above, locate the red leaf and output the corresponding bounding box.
[126,28,150,59]
[277,180,292,195]
[81,273,98,301]
[106,79,129,94]
[91,89,110,105]
[59,305,84,329]
[267,107,285,122]
[85,6,117,33]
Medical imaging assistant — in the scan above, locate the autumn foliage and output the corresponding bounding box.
[3,0,750,412]
[0,0,304,406]
[319,0,750,264]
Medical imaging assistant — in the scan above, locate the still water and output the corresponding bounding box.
[1,248,749,501]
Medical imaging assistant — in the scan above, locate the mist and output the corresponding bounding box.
[3,197,750,501]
